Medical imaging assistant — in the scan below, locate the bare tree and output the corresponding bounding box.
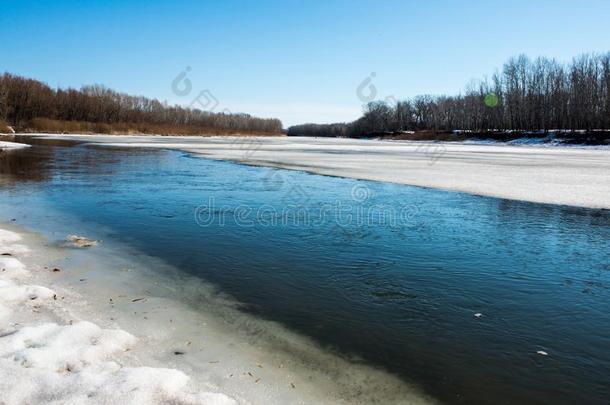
[289,52,610,138]
[0,73,283,135]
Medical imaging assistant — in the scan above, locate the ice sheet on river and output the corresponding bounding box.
[23,134,610,209]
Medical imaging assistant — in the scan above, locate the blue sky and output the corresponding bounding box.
[2,0,610,126]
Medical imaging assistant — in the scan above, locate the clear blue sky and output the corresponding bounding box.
[2,0,609,127]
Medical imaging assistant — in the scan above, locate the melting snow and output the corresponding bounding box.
[0,227,237,405]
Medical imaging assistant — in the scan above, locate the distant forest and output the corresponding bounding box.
[0,73,283,135]
[288,53,610,138]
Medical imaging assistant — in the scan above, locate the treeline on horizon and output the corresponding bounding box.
[288,53,610,138]
[0,73,283,135]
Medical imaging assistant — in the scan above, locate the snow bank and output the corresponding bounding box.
[0,141,29,150]
[0,321,137,371]
[0,243,30,255]
[0,304,10,326]
[0,229,22,243]
[0,280,54,303]
[0,227,238,405]
[0,318,237,404]
[0,257,29,280]
[0,278,54,331]
[0,360,236,404]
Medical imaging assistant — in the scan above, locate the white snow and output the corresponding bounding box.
[0,280,55,303]
[0,243,30,255]
[0,304,11,326]
[0,227,238,405]
[21,134,610,209]
[0,229,23,243]
[0,256,29,280]
[0,141,29,150]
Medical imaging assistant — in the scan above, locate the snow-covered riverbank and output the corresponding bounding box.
[0,226,237,404]
[0,222,432,405]
[14,134,610,209]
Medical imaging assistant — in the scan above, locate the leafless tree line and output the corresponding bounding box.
[288,53,610,137]
[0,73,283,134]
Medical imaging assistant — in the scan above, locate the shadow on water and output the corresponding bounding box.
[1,142,609,405]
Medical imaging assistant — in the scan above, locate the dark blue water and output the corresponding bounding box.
[1,141,609,404]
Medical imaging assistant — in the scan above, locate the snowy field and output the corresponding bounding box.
[20,134,610,209]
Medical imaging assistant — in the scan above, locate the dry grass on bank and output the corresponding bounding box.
[0,120,13,133]
[380,130,468,141]
[15,118,284,136]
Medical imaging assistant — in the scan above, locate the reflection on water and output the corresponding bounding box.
[1,141,609,405]
[0,136,50,184]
